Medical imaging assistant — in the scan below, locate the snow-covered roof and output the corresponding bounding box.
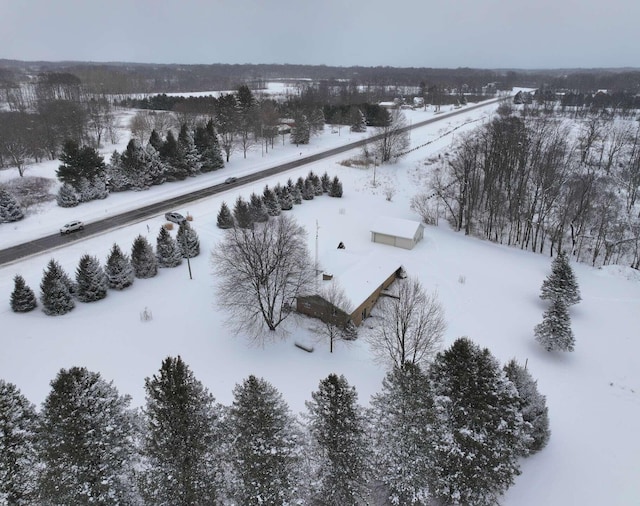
[317,248,401,310]
[371,217,423,240]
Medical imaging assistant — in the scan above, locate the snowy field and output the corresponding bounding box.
[1,99,639,505]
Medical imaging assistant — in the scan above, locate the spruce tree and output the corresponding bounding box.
[302,178,315,200]
[428,338,526,506]
[145,143,167,186]
[178,123,202,176]
[156,227,183,268]
[131,235,158,278]
[321,171,331,193]
[194,120,224,172]
[148,129,163,152]
[263,185,281,216]
[534,297,575,352]
[233,196,253,229]
[504,359,551,454]
[329,176,343,197]
[120,139,153,191]
[56,140,106,190]
[105,243,135,290]
[75,254,108,302]
[228,375,300,505]
[0,189,25,222]
[248,192,269,223]
[105,150,130,192]
[279,185,294,210]
[10,274,37,313]
[370,364,433,505]
[0,380,39,505]
[216,201,235,229]
[141,356,222,505]
[38,367,137,505]
[160,130,188,181]
[350,107,367,132]
[40,259,75,316]
[305,374,369,506]
[291,113,310,145]
[540,250,581,305]
[308,171,323,196]
[177,221,200,258]
[55,183,80,208]
[292,185,303,204]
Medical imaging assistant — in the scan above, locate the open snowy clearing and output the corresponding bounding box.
[1,99,639,505]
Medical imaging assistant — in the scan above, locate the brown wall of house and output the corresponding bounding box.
[349,269,399,326]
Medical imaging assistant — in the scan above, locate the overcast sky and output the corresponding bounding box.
[1,0,638,69]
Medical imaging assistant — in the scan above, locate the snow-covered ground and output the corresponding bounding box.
[1,100,638,505]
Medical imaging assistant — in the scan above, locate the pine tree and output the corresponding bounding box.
[160,130,188,181]
[40,259,75,316]
[302,178,315,200]
[291,113,311,145]
[369,364,433,505]
[120,138,153,190]
[149,129,163,152]
[305,374,369,506]
[233,196,253,229]
[77,175,108,202]
[228,375,300,505]
[0,189,25,222]
[131,235,158,278]
[194,120,224,172]
[38,367,137,505]
[145,143,167,185]
[540,250,581,305]
[156,227,183,268]
[248,192,269,223]
[534,297,575,352]
[329,176,343,197]
[504,359,551,454]
[56,140,106,191]
[75,254,108,302]
[350,107,367,132]
[105,243,135,290]
[279,185,294,210]
[55,183,79,208]
[177,221,200,258]
[263,185,281,216]
[310,107,326,134]
[428,338,526,506]
[105,150,130,192]
[292,184,303,204]
[321,172,331,193]
[308,171,323,196]
[141,356,222,505]
[178,123,202,176]
[216,201,235,229]
[0,380,39,505]
[10,274,37,313]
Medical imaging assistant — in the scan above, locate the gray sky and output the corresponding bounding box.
[1,0,638,69]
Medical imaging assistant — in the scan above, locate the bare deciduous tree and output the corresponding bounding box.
[371,109,410,163]
[368,277,445,370]
[311,281,357,353]
[212,214,314,340]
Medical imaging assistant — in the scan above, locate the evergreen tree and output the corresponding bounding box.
[0,380,39,505]
[329,176,343,197]
[105,243,135,290]
[292,184,303,204]
[120,138,153,191]
[10,274,37,313]
[144,142,167,185]
[105,150,130,192]
[308,171,323,196]
[148,129,163,152]
[279,185,294,210]
[504,359,551,454]
[540,250,581,305]
[321,171,331,193]
[0,189,25,222]
[75,254,108,302]
[156,227,183,268]
[216,201,235,229]
[350,106,367,133]
[291,113,311,145]
[177,221,200,258]
[248,192,269,223]
[55,183,80,208]
[428,338,526,506]
[141,356,222,506]
[131,234,158,278]
[305,374,369,506]
[160,130,188,181]
[263,185,281,216]
[77,175,109,202]
[38,367,138,505]
[227,375,300,505]
[194,119,224,172]
[310,107,326,134]
[178,123,202,176]
[534,297,575,352]
[233,196,253,229]
[302,178,315,200]
[40,259,75,316]
[56,139,106,190]
[369,364,433,505]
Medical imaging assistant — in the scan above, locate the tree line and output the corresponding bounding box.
[0,340,549,506]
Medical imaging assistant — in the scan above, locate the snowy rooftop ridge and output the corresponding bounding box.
[370,216,424,240]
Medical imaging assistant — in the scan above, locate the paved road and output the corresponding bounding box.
[0,97,503,266]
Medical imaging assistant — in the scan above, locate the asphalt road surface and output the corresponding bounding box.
[0,97,503,267]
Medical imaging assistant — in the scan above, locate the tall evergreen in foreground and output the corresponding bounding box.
[305,374,370,506]
[177,221,200,258]
[131,234,158,278]
[40,259,75,316]
[156,227,182,268]
[540,250,581,305]
[0,380,39,505]
[105,243,135,290]
[535,297,575,352]
[227,375,300,505]
[232,196,253,229]
[10,274,37,312]
[428,338,526,506]
[141,356,222,506]
[369,364,433,506]
[0,189,24,222]
[75,254,108,302]
[216,201,235,229]
[504,359,551,454]
[38,367,138,505]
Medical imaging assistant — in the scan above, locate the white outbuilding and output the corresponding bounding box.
[370,217,424,250]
